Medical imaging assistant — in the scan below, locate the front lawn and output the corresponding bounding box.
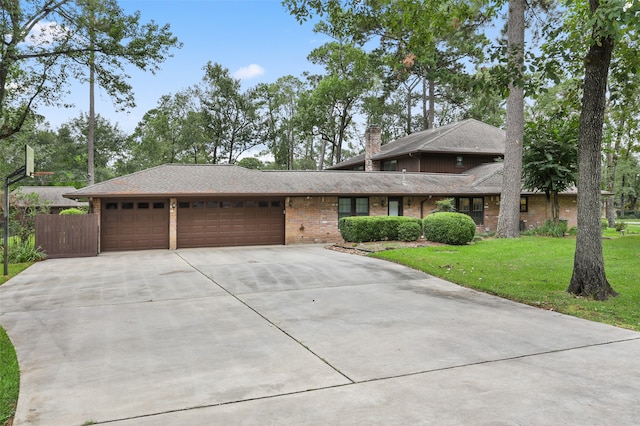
[1,263,30,425]
[372,236,640,331]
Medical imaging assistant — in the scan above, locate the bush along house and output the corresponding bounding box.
[65,119,578,252]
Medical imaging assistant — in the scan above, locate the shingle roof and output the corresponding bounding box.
[13,186,88,208]
[64,163,508,199]
[331,118,506,169]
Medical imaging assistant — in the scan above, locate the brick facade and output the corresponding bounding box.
[284,194,579,244]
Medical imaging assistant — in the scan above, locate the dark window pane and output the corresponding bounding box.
[245,200,256,208]
[122,202,134,210]
[221,201,232,208]
[207,201,218,208]
[153,202,165,209]
[355,198,369,215]
[234,201,244,208]
[473,198,483,212]
[520,197,528,212]
[271,201,281,208]
[458,198,470,212]
[193,201,204,208]
[105,202,118,210]
[138,202,150,209]
[178,202,190,209]
[258,201,269,208]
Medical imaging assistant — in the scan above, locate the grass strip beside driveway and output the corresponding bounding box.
[372,236,640,331]
[0,263,30,426]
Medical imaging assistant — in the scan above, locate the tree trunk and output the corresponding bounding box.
[550,191,560,224]
[568,4,617,300]
[496,0,525,238]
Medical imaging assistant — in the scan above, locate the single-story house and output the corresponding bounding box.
[64,119,578,252]
[12,186,88,214]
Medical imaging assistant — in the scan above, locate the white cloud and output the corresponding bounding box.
[233,64,265,80]
[24,21,68,46]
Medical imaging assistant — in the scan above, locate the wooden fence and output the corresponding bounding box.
[35,214,99,258]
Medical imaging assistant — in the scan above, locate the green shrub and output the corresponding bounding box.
[59,208,85,215]
[435,198,456,212]
[398,221,422,242]
[8,241,46,263]
[602,218,610,229]
[615,221,628,232]
[524,219,568,237]
[339,216,422,242]
[423,212,476,245]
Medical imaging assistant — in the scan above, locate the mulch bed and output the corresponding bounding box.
[327,239,443,255]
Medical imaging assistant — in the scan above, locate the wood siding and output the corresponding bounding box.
[35,214,99,258]
[419,154,499,173]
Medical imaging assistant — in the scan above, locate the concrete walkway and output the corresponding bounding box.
[0,245,639,425]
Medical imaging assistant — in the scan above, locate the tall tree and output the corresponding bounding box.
[565,0,640,300]
[304,41,374,167]
[284,0,494,135]
[495,0,526,238]
[0,0,180,143]
[197,62,261,164]
[254,76,307,170]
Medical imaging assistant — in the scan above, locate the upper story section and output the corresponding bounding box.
[330,119,506,174]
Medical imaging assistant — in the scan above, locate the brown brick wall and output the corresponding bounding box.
[285,196,342,244]
[285,196,426,244]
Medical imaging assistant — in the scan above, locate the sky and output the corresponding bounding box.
[39,0,327,134]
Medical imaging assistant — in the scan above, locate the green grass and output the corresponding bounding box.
[0,327,19,425]
[372,235,640,331]
[1,263,30,426]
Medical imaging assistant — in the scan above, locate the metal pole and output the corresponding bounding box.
[3,176,9,276]
[4,165,27,276]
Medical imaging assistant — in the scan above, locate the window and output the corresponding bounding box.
[105,202,118,210]
[121,202,134,210]
[234,201,244,208]
[221,201,232,208]
[207,201,218,208]
[520,197,528,212]
[178,201,190,209]
[338,197,369,220]
[271,201,281,208]
[456,197,484,225]
[456,156,464,167]
[382,160,397,171]
[388,197,403,216]
[138,202,149,209]
[192,201,204,208]
[153,202,165,209]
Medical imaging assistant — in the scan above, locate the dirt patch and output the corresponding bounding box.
[327,239,444,255]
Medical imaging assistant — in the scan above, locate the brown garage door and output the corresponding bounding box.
[177,199,284,248]
[101,200,169,251]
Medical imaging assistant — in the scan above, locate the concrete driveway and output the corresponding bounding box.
[1,245,639,425]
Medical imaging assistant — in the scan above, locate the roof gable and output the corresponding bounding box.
[331,119,505,169]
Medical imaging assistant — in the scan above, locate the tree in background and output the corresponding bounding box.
[0,0,180,144]
[254,75,308,170]
[302,41,375,168]
[523,112,578,224]
[196,62,262,164]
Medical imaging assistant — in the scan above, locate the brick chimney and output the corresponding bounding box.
[365,126,382,171]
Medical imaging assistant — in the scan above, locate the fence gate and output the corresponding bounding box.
[35,214,99,259]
